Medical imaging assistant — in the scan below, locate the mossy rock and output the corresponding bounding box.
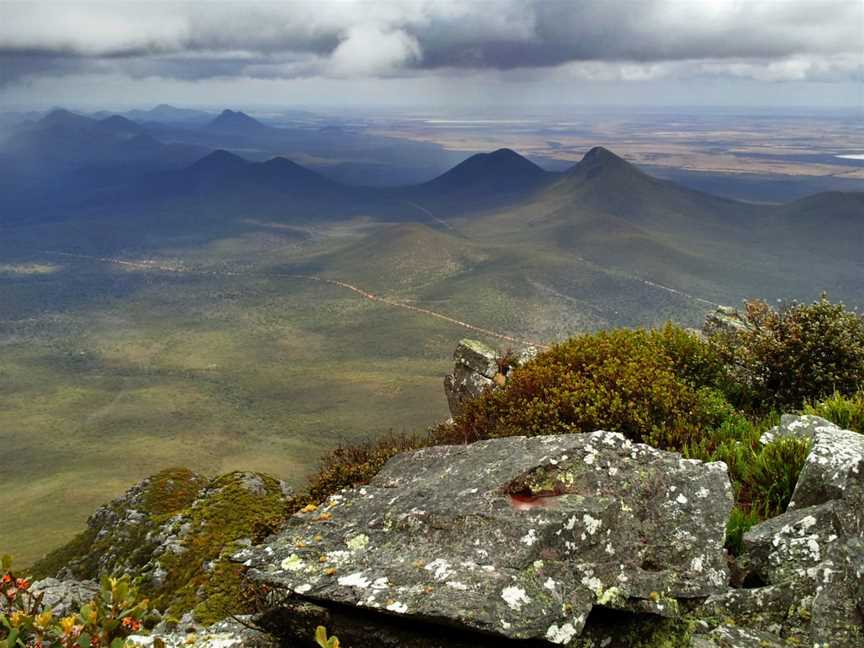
[29,468,291,625]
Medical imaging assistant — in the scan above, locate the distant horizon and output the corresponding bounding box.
[5,102,863,117]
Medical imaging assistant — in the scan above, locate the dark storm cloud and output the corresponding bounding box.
[0,0,861,85]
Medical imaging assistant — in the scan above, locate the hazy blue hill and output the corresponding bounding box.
[205,109,271,134]
[400,148,557,213]
[186,149,249,176]
[556,146,753,228]
[126,104,213,125]
[97,115,145,136]
[465,147,862,308]
[2,110,207,174]
[37,108,95,130]
[422,148,550,193]
[765,191,864,262]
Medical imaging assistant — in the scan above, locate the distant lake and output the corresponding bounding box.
[836,154,864,160]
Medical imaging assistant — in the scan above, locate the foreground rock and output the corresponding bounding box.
[761,413,864,508]
[443,339,537,418]
[240,432,733,645]
[702,414,864,647]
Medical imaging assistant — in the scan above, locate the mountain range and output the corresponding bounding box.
[0,107,861,314]
[2,118,861,314]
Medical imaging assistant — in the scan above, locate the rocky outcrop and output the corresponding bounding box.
[701,305,749,337]
[30,577,99,617]
[31,469,292,624]
[762,413,864,508]
[443,339,537,418]
[699,414,864,647]
[240,431,733,645]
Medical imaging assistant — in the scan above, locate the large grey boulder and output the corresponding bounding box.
[240,432,733,645]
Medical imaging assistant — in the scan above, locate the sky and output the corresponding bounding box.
[1,0,862,110]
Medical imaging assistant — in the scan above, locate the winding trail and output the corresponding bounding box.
[44,251,550,349]
[403,200,457,232]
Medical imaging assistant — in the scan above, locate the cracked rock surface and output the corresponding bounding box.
[241,432,732,644]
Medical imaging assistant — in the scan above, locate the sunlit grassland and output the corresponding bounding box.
[0,244,473,564]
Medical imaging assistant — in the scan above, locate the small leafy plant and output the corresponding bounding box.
[314,625,340,648]
[0,555,149,648]
[805,390,864,433]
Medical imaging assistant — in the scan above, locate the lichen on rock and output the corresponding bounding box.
[240,431,733,644]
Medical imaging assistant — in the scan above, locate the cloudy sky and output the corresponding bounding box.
[1,0,862,110]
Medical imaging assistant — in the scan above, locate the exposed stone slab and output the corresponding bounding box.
[742,502,841,585]
[241,432,732,644]
[704,625,784,648]
[701,305,749,337]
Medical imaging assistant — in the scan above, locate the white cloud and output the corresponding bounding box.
[328,25,421,77]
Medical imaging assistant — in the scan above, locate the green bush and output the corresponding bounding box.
[443,326,730,449]
[708,297,864,411]
[804,390,864,432]
[291,432,427,510]
[744,437,811,517]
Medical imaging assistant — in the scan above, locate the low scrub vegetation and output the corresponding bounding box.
[17,296,863,621]
[804,389,864,432]
[709,297,864,411]
[443,324,730,448]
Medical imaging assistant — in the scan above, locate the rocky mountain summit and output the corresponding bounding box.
[20,306,864,647]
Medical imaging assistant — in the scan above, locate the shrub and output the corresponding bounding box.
[0,556,149,648]
[443,326,731,449]
[290,432,427,511]
[708,297,864,412]
[744,437,811,517]
[804,390,864,432]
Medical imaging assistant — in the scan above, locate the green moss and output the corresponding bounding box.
[142,468,209,516]
[154,471,288,624]
[28,468,288,626]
